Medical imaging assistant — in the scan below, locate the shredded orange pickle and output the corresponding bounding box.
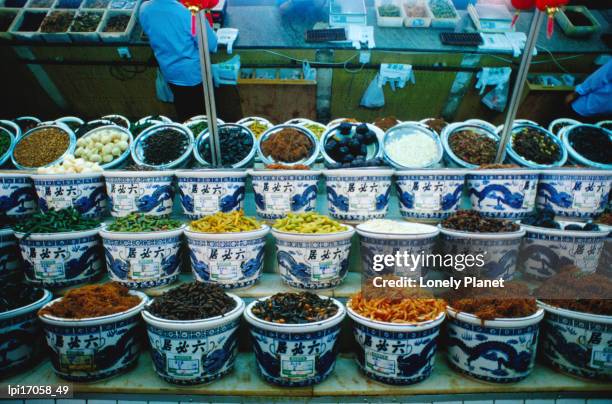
[349,290,446,324]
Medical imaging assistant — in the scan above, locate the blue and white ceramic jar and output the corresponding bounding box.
[438,227,526,280]
[100,225,185,289]
[0,288,52,377]
[31,173,107,220]
[0,228,21,280]
[38,291,147,382]
[104,170,175,217]
[142,293,244,385]
[356,221,439,279]
[244,296,345,386]
[323,168,394,222]
[467,168,539,219]
[176,170,246,220]
[519,222,608,279]
[0,171,37,221]
[15,227,103,289]
[446,307,544,383]
[272,226,354,289]
[537,169,611,220]
[347,305,445,385]
[395,169,466,222]
[250,169,321,220]
[186,225,270,289]
[538,301,611,381]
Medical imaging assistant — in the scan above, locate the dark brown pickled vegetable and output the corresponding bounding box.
[442,210,520,233]
[449,130,497,165]
[252,292,338,324]
[148,283,236,321]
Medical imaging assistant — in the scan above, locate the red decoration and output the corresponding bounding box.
[180,0,219,36]
[510,0,569,38]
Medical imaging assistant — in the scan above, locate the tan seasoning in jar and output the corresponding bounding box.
[13,128,70,168]
[261,128,313,163]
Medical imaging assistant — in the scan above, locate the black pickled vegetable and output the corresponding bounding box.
[147,283,236,321]
[252,292,338,324]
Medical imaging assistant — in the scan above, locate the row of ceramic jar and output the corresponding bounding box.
[2,167,610,224]
[2,209,609,291]
[4,289,610,384]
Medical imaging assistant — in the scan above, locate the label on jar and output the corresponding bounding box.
[113,194,136,211]
[167,354,200,377]
[210,261,240,282]
[310,260,337,281]
[573,190,600,210]
[35,260,65,280]
[265,193,291,214]
[194,194,220,215]
[365,349,397,376]
[415,191,441,210]
[523,187,537,210]
[590,347,612,369]
[280,355,315,378]
[60,349,96,371]
[129,260,161,280]
[349,194,375,213]
[48,195,74,210]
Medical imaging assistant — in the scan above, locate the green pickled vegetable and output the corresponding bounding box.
[107,213,183,232]
[273,212,347,234]
[13,208,100,235]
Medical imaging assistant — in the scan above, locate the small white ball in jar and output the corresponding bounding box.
[111,147,122,157]
[102,154,114,163]
[89,154,102,163]
[117,140,129,151]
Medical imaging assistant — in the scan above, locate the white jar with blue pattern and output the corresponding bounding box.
[519,222,608,279]
[39,291,147,381]
[323,168,394,222]
[32,173,107,220]
[0,288,52,377]
[438,227,526,281]
[176,170,247,220]
[446,307,544,383]
[467,168,539,219]
[250,169,321,220]
[272,226,354,289]
[185,225,270,289]
[244,296,345,386]
[100,225,185,289]
[356,221,439,279]
[536,169,611,220]
[0,228,21,280]
[395,169,466,222]
[0,171,37,220]
[538,301,612,381]
[347,304,445,385]
[141,293,244,385]
[15,227,103,289]
[104,170,175,217]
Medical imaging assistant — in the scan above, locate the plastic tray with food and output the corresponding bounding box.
[375,0,405,27]
[68,8,101,41]
[428,0,458,29]
[9,9,48,41]
[40,8,74,42]
[403,0,432,28]
[98,9,134,42]
[0,8,19,39]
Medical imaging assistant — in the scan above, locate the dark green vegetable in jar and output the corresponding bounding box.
[449,129,497,165]
[40,11,75,33]
[12,208,100,235]
[70,12,102,32]
[0,129,11,156]
[252,292,339,324]
[199,126,253,166]
[142,128,189,165]
[568,126,612,164]
[107,213,182,232]
[0,282,44,313]
[147,283,236,321]
[186,121,208,137]
[512,127,560,165]
[442,210,519,233]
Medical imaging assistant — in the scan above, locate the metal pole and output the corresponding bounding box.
[196,11,222,167]
[495,9,545,163]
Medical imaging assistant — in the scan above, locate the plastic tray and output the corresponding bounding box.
[555,6,600,38]
[98,8,134,42]
[402,0,432,28]
[429,0,459,29]
[9,8,47,41]
[68,8,101,41]
[40,8,74,42]
[0,8,19,39]
[375,0,405,27]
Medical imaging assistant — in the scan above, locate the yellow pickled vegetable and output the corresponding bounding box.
[273,212,347,234]
[248,121,269,139]
[304,123,325,139]
[190,211,261,233]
